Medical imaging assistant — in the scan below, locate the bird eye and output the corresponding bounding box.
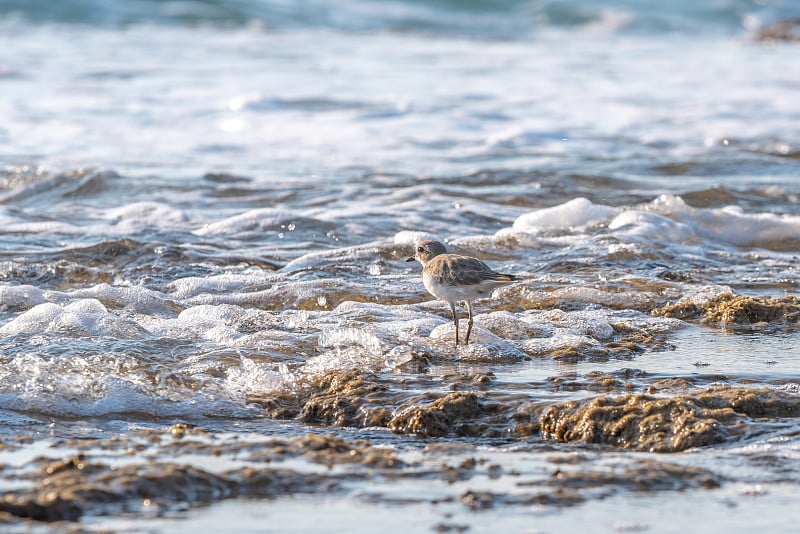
[417,246,424,252]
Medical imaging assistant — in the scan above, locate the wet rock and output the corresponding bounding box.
[460,490,495,510]
[291,434,405,468]
[388,392,496,438]
[548,459,720,491]
[755,18,800,42]
[432,522,471,533]
[254,370,393,428]
[703,295,800,324]
[647,377,696,393]
[296,370,392,427]
[608,324,675,354]
[654,294,800,325]
[460,488,584,509]
[260,371,513,437]
[0,461,235,521]
[696,386,800,418]
[227,467,338,497]
[445,371,495,390]
[653,301,705,320]
[537,394,732,452]
[536,386,800,452]
[0,430,411,523]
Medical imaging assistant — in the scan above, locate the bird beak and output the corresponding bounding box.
[406,256,416,262]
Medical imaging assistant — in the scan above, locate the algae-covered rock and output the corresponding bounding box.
[549,459,720,491]
[652,301,705,321]
[704,295,800,324]
[388,392,489,438]
[538,395,733,452]
[535,386,800,452]
[0,430,413,523]
[755,18,800,42]
[654,294,800,325]
[251,369,393,428]
[0,461,235,522]
[290,433,405,468]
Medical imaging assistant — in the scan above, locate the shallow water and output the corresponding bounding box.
[1,0,800,532]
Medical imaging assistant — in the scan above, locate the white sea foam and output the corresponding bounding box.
[0,303,62,335]
[394,230,439,246]
[0,285,46,311]
[102,201,188,231]
[675,285,734,307]
[281,243,385,272]
[225,358,297,396]
[0,352,258,418]
[512,198,620,233]
[195,208,300,236]
[167,273,273,300]
[427,322,527,360]
[608,210,697,243]
[307,326,386,373]
[641,194,800,248]
[148,304,247,341]
[71,283,175,315]
[506,194,800,251]
[0,299,148,338]
[693,205,800,247]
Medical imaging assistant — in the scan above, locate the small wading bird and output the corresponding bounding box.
[407,240,517,346]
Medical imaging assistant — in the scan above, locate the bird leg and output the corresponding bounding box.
[465,301,474,345]
[450,303,459,346]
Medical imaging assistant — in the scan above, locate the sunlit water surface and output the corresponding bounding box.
[1,0,800,532]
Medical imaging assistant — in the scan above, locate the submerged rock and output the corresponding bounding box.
[534,386,800,452]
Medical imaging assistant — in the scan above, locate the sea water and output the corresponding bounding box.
[1,1,800,532]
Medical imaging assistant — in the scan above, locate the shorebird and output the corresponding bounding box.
[407,240,516,346]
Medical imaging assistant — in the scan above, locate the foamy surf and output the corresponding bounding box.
[1,0,800,530]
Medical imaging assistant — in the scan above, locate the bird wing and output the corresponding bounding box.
[428,255,514,286]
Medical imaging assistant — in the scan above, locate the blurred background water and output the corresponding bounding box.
[1,1,800,532]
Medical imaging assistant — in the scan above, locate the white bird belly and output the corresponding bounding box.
[422,275,502,303]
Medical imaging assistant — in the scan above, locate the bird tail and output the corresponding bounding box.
[494,273,516,282]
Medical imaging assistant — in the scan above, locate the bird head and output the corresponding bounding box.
[406,240,447,266]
